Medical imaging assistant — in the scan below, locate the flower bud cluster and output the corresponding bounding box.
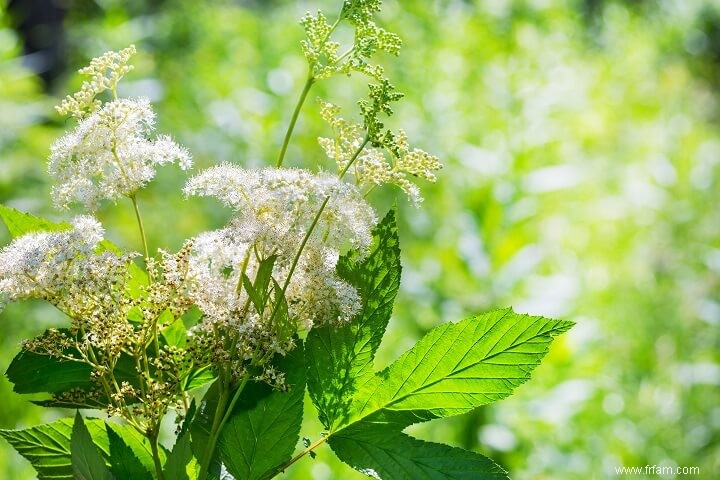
[318,100,442,204]
[56,45,137,118]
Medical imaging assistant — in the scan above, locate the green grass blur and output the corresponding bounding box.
[1,0,719,478]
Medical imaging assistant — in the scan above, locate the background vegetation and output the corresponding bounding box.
[1,0,719,478]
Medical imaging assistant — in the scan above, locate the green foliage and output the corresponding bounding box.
[190,345,306,480]
[305,211,571,477]
[164,402,199,480]
[306,208,401,430]
[0,416,160,480]
[330,425,507,480]
[7,347,94,395]
[339,309,573,429]
[0,204,68,236]
[71,412,113,480]
[217,346,305,480]
[105,425,152,480]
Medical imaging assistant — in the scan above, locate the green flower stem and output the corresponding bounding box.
[267,195,330,329]
[270,435,328,478]
[149,430,166,480]
[130,194,150,262]
[197,384,230,480]
[276,74,315,167]
[339,137,370,179]
[198,374,251,480]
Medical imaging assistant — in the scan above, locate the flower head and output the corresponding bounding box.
[49,98,192,210]
[0,216,106,304]
[184,165,376,253]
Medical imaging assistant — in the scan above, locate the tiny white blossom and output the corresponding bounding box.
[49,98,192,210]
[0,216,105,304]
[184,165,376,253]
[186,225,361,334]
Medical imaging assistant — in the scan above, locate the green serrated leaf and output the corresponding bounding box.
[6,334,139,397]
[329,422,508,480]
[105,425,152,480]
[218,344,305,480]
[105,424,163,479]
[0,419,76,480]
[310,304,571,479]
[161,311,187,348]
[342,308,574,430]
[0,416,159,480]
[0,204,69,237]
[306,208,401,430]
[184,365,216,392]
[71,412,114,480]
[7,349,93,395]
[164,401,199,480]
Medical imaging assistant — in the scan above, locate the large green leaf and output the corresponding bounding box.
[71,412,114,480]
[7,349,93,395]
[0,417,161,480]
[105,425,153,480]
[341,308,574,430]
[329,422,508,480]
[0,418,77,480]
[306,208,401,430]
[164,402,199,480]
[312,308,572,479]
[6,335,139,397]
[218,344,306,480]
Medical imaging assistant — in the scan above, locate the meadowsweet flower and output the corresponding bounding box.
[183,166,375,381]
[49,98,192,210]
[184,165,376,252]
[0,215,140,332]
[0,216,102,303]
[186,226,360,330]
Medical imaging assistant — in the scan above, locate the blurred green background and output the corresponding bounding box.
[1,0,719,478]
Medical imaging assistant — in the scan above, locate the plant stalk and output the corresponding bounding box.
[268,195,330,328]
[130,194,150,262]
[149,431,166,480]
[197,374,251,480]
[339,137,370,179]
[276,75,315,167]
[270,435,328,477]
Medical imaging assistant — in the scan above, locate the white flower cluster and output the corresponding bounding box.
[49,98,192,210]
[184,165,375,252]
[56,45,137,119]
[0,217,107,306]
[183,165,376,347]
[318,100,442,205]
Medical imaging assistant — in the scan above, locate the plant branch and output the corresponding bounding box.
[149,430,166,480]
[277,74,315,167]
[270,435,328,478]
[130,194,150,262]
[268,195,330,328]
